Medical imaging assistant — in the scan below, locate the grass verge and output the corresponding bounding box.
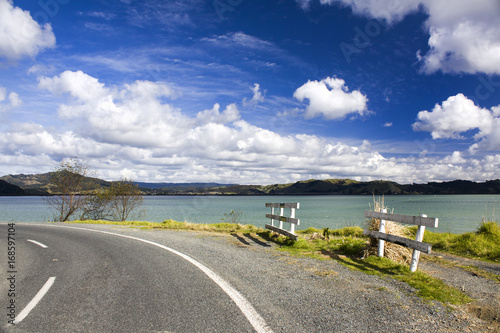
[335,256,473,305]
[258,230,473,305]
[66,219,265,234]
[420,221,500,263]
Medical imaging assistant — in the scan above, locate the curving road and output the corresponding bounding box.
[0,222,484,333]
[0,223,268,333]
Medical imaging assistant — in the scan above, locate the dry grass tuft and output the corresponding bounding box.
[364,196,413,265]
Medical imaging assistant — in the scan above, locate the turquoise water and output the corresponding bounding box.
[1,195,499,234]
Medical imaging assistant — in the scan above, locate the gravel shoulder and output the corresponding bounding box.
[56,223,499,333]
[419,253,500,332]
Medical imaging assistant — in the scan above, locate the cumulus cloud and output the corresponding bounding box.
[0,0,56,62]
[0,86,21,116]
[243,83,265,107]
[300,0,500,75]
[419,0,500,75]
[196,103,240,124]
[294,77,368,120]
[413,93,500,151]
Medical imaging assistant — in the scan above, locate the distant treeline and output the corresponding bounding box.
[2,173,500,196]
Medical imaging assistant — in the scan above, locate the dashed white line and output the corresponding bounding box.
[14,277,56,325]
[38,224,274,333]
[27,239,48,248]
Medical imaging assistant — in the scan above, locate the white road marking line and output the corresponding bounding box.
[14,277,56,325]
[38,224,274,333]
[27,239,48,248]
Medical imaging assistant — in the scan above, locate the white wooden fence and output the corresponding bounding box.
[265,203,300,241]
[363,210,439,272]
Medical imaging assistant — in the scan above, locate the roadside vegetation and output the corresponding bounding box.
[45,158,143,222]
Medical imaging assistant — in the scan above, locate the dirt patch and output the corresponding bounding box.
[420,252,500,331]
[468,303,500,323]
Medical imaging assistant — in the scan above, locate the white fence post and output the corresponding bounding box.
[289,203,299,234]
[279,205,284,229]
[378,208,387,257]
[271,207,275,227]
[410,214,427,272]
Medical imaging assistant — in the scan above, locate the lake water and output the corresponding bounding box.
[1,195,499,234]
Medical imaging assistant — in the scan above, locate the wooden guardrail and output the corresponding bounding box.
[265,203,300,241]
[364,210,439,272]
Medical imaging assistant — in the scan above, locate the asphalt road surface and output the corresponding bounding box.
[0,222,483,332]
[0,223,266,332]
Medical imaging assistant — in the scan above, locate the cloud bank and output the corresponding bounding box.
[1,70,499,184]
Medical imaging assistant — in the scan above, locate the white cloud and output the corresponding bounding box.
[0,0,56,61]
[413,93,500,151]
[243,83,265,107]
[196,103,240,124]
[202,32,275,50]
[7,92,21,107]
[38,70,107,102]
[293,77,368,120]
[301,0,500,75]
[419,0,500,75]
[0,87,21,115]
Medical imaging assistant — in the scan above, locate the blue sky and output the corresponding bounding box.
[1,0,500,184]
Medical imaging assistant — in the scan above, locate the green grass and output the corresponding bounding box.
[67,219,265,234]
[318,254,473,305]
[298,226,364,237]
[421,221,500,262]
[259,230,368,258]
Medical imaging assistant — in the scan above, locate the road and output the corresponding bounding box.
[0,222,484,332]
[0,223,266,332]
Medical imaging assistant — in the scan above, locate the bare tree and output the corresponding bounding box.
[109,179,143,221]
[45,158,92,222]
[79,189,113,221]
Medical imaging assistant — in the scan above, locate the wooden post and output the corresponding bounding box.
[378,208,387,257]
[290,207,296,234]
[410,214,426,272]
[279,205,284,229]
[271,207,275,227]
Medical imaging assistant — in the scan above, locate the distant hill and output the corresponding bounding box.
[0,173,110,195]
[135,182,231,189]
[203,179,500,195]
[0,180,26,196]
[1,172,500,196]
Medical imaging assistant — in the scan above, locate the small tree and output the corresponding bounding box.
[45,158,92,222]
[79,189,113,221]
[109,179,143,221]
